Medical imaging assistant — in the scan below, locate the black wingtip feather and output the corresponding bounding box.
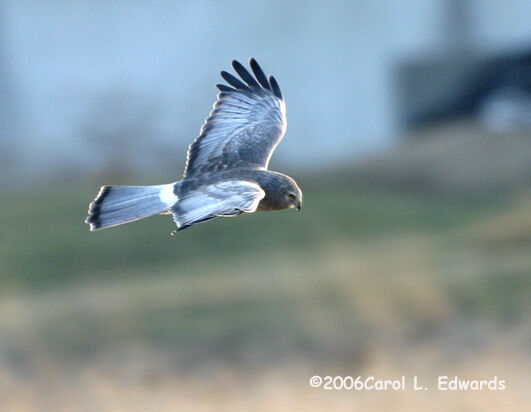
[219,58,282,99]
[232,60,260,87]
[249,58,271,90]
[269,75,282,99]
[220,71,251,91]
[216,84,234,92]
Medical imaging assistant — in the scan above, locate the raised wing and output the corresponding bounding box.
[183,58,287,177]
[170,180,265,231]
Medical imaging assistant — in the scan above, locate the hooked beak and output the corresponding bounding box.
[295,199,302,211]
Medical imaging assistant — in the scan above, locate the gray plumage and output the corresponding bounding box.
[86,58,302,234]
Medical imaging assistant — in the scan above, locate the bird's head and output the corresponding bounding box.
[282,177,303,211]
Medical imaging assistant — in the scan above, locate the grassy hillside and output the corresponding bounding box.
[0,169,529,410]
[0,172,510,291]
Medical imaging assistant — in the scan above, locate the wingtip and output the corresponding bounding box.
[269,75,283,99]
[216,83,233,92]
[220,70,252,91]
[249,58,271,90]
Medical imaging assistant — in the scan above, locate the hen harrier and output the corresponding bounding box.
[86,58,302,234]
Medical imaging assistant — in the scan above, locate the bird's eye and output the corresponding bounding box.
[287,193,296,201]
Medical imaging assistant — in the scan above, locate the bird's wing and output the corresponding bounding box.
[170,179,265,231]
[183,58,287,177]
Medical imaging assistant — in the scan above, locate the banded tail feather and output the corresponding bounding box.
[86,183,179,231]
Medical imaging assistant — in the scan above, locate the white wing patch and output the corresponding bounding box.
[158,183,179,206]
[172,180,265,229]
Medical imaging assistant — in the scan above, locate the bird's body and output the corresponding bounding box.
[178,169,299,211]
[86,59,302,234]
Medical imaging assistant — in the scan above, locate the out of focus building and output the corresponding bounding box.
[0,1,529,183]
[397,0,531,134]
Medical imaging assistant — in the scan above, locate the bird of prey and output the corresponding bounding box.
[85,58,302,234]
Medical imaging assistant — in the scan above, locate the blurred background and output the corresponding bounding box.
[0,1,530,410]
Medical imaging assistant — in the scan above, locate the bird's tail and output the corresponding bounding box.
[85,182,179,231]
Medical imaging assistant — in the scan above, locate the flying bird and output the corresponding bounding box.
[85,58,302,234]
